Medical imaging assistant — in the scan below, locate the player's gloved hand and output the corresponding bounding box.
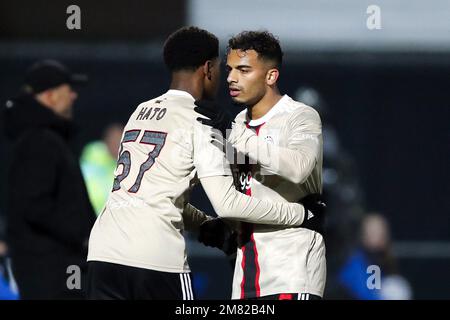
[194,100,233,138]
[299,194,326,235]
[198,218,237,255]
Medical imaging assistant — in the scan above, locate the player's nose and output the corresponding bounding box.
[227,69,237,84]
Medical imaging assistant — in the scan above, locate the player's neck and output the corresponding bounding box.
[169,72,203,101]
[248,89,282,121]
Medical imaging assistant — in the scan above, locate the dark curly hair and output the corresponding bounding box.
[163,26,219,72]
[227,31,283,68]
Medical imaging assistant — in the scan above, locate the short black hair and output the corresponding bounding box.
[227,31,283,67]
[163,26,219,72]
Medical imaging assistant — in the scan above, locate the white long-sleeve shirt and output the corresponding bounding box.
[227,94,326,299]
[87,90,308,273]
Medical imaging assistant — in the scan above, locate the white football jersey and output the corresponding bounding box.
[229,95,327,298]
[87,90,231,273]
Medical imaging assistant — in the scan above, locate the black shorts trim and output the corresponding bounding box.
[87,261,194,300]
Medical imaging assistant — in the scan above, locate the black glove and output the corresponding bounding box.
[198,218,237,255]
[194,100,233,138]
[299,194,326,235]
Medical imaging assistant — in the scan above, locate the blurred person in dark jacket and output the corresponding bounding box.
[2,60,96,299]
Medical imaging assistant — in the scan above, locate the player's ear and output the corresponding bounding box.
[203,60,213,80]
[266,68,279,86]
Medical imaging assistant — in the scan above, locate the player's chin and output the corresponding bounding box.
[230,96,245,106]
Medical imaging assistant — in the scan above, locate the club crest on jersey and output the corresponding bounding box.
[264,135,274,144]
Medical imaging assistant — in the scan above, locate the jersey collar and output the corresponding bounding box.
[166,89,195,101]
[247,94,290,126]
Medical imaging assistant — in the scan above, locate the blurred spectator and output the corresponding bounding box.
[338,213,412,300]
[80,123,123,214]
[2,60,96,299]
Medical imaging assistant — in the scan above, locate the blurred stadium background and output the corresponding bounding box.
[0,0,449,299]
